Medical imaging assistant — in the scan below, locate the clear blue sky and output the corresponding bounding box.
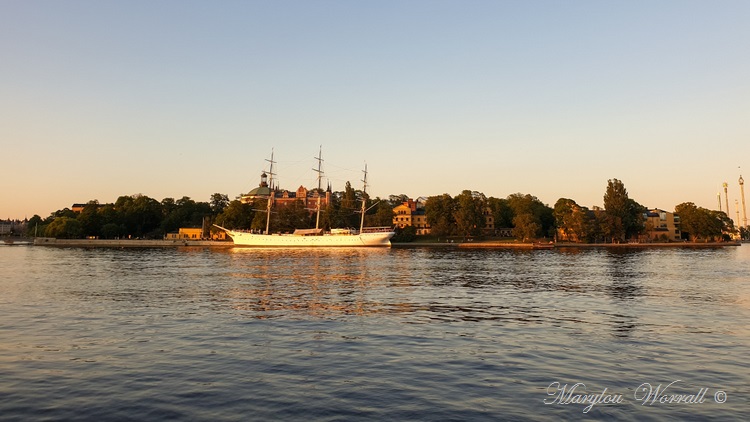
[2,0,749,220]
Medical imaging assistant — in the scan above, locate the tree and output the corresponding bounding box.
[554,198,598,243]
[26,215,44,237]
[45,217,82,239]
[78,200,102,237]
[98,204,121,232]
[215,200,254,230]
[116,194,163,238]
[251,200,270,232]
[366,200,395,227]
[603,179,644,241]
[210,193,230,215]
[676,202,735,241]
[513,213,541,241]
[599,212,623,243]
[100,223,123,239]
[425,194,456,237]
[507,193,555,237]
[603,179,628,241]
[626,198,646,239]
[453,190,485,238]
[392,225,417,243]
[487,197,513,228]
[341,182,360,228]
[274,200,311,233]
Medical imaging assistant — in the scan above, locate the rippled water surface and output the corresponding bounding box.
[2,245,749,421]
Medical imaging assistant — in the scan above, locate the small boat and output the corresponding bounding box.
[2,238,33,246]
[532,242,555,250]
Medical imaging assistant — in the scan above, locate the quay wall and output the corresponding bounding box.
[394,241,741,249]
[34,238,233,248]
[32,238,742,249]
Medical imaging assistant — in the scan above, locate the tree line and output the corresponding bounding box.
[421,179,737,243]
[26,184,395,240]
[27,179,738,242]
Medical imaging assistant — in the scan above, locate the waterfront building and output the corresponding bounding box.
[0,219,27,236]
[643,209,682,241]
[165,227,227,240]
[71,203,110,213]
[240,171,331,211]
[165,228,203,240]
[393,199,431,235]
[483,208,495,233]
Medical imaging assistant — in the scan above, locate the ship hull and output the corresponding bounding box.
[223,230,394,247]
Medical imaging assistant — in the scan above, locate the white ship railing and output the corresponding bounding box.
[360,227,395,233]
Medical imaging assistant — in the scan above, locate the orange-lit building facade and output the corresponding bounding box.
[240,171,331,210]
[393,199,431,235]
[643,209,682,241]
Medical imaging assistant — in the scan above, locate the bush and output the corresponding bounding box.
[392,226,417,243]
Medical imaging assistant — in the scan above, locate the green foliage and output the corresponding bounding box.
[45,217,82,239]
[487,197,513,228]
[365,200,395,227]
[26,215,44,237]
[507,193,554,236]
[453,190,485,238]
[100,223,123,239]
[274,200,312,233]
[320,184,362,229]
[554,198,602,243]
[210,193,230,214]
[603,179,645,241]
[676,202,734,241]
[50,208,77,220]
[392,225,417,242]
[340,182,359,226]
[78,200,102,237]
[512,213,541,241]
[425,194,457,237]
[251,203,270,232]
[40,192,229,239]
[215,200,254,230]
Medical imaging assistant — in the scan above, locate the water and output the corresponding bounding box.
[1,245,749,421]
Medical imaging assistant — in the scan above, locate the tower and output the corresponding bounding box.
[718,192,722,212]
[740,175,747,228]
[736,200,741,230]
[723,182,729,217]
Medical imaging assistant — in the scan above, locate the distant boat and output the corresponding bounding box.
[532,242,555,250]
[2,238,32,246]
[215,149,394,247]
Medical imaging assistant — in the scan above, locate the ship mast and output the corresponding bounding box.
[360,163,368,233]
[265,149,276,235]
[313,146,323,231]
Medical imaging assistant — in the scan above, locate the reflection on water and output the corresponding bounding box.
[1,245,749,421]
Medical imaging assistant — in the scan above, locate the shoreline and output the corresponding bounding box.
[33,238,234,248]
[28,238,742,249]
[394,241,741,249]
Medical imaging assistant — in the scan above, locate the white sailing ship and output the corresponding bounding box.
[215,149,395,247]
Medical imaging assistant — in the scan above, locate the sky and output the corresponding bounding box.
[2,0,749,220]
